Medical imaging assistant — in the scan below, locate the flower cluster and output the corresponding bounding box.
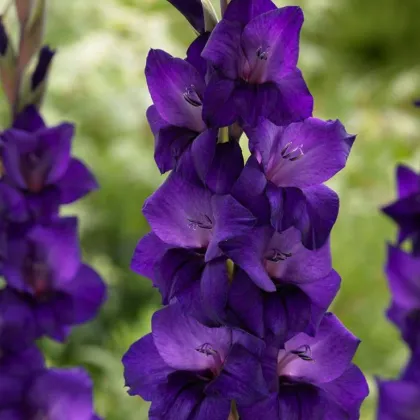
[378,164,420,418]
[0,1,104,418]
[123,0,369,418]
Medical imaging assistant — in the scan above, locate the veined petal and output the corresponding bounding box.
[145,49,206,133]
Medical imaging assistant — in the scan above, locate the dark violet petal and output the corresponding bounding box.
[320,365,369,419]
[29,217,81,287]
[155,124,197,174]
[13,105,45,132]
[206,140,244,194]
[57,158,99,204]
[143,171,213,249]
[145,49,206,132]
[224,0,277,26]
[220,225,275,291]
[191,396,231,420]
[33,301,70,342]
[284,313,360,384]
[130,233,171,281]
[228,269,264,337]
[1,129,34,189]
[200,259,229,324]
[209,194,257,262]
[206,343,268,405]
[300,270,341,335]
[157,248,203,304]
[27,368,96,420]
[241,7,303,83]
[0,288,38,352]
[147,105,168,136]
[249,118,355,188]
[0,182,29,223]
[385,245,420,309]
[0,376,24,408]
[186,33,210,78]
[57,264,106,325]
[152,303,232,371]
[202,76,237,127]
[238,387,322,420]
[231,155,270,222]
[41,123,74,184]
[396,164,420,199]
[202,20,242,79]
[191,128,218,183]
[265,227,332,284]
[270,69,313,126]
[122,333,174,400]
[377,379,420,420]
[264,285,311,344]
[293,184,339,250]
[166,0,205,33]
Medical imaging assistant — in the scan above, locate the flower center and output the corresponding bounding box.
[187,214,213,231]
[277,344,314,378]
[20,150,51,193]
[195,342,223,378]
[265,248,292,263]
[23,242,52,299]
[241,46,270,84]
[183,85,203,108]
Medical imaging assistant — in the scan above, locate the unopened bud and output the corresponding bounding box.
[15,0,34,25]
[31,45,55,91]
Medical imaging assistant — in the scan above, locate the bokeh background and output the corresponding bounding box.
[2,0,420,418]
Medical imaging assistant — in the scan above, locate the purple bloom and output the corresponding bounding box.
[385,244,420,351]
[202,1,313,127]
[146,48,218,174]
[377,378,420,420]
[123,303,268,419]
[238,313,369,420]
[382,165,420,248]
[0,106,98,215]
[0,356,100,420]
[245,117,355,249]
[1,217,106,341]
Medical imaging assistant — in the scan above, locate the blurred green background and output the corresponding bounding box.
[2,0,420,418]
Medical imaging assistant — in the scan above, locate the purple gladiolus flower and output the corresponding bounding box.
[202,0,313,127]
[245,117,355,249]
[238,313,369,420]
[0,106,98,215]
[1,217,106,341]
[123,303,268,420]
[385,244,420,352]
[382,165,420,250]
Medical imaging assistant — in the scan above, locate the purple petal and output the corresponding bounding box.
[145,49,206,132]
[228,269,264,337]
[191,128,218,183]
[13,105,45,132]
[206,343,268,405]
[57,264,106,324]
[200,259,229,324]
[241,7,303,83]
[202,20,242,79]
[219,225,275,291]
[0,182,29,223]
[166,0,205,33]
[377,379,420,420]
[40,123,74,184]
[186,33,210,77]
[386,245,420,309]
[202,75,238,127]
[27,368,96,420]
[56,159,99,204]
[122,333,174,400]
[224,0,276,26]
[152,304,232,371]
[249,118,354,188]
[143,171,213,249]
[131,233,171,281]
[321,365,368,419]
[205,141,244,195]
[284,313,360,384]
[396,164,420,199]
